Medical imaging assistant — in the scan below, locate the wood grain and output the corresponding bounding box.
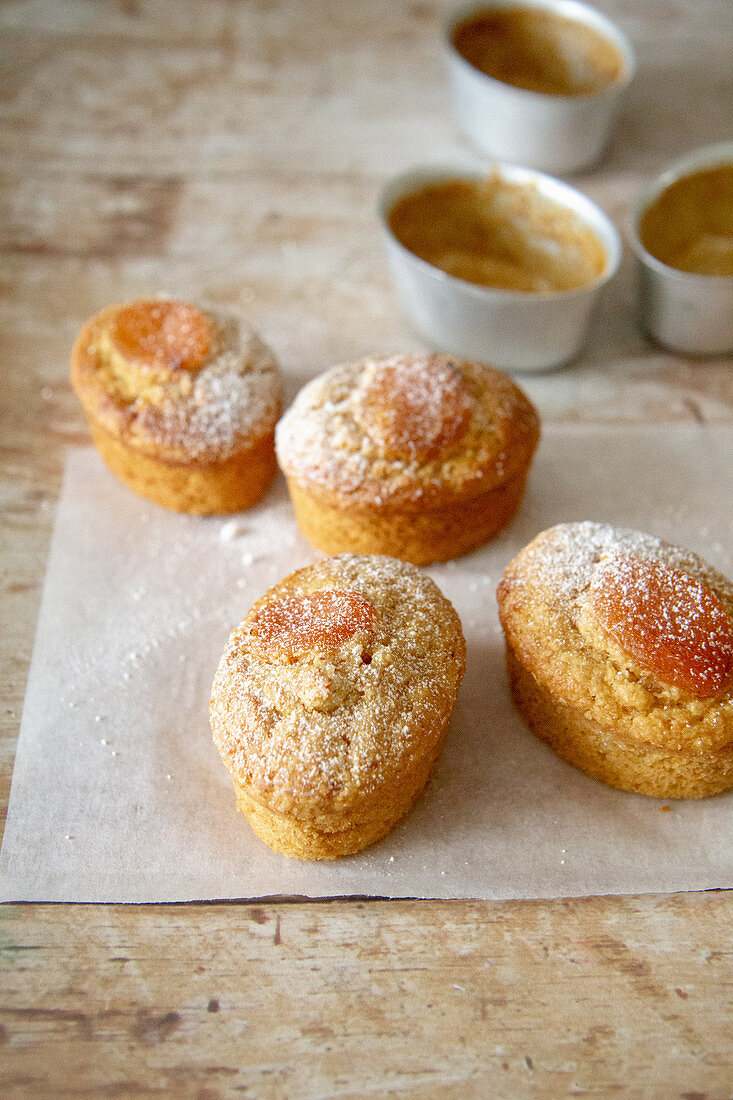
[1,895,732,1098]
[1,0,731,1095]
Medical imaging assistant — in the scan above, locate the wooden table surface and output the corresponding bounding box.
[1,1,731,1096]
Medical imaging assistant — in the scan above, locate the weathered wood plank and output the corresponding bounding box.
[1,894,731,1098]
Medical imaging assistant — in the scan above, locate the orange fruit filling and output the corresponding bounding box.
[359,357,473,461]
[591,555,733,697]
[109,299,211,373]
[250,589,380,662]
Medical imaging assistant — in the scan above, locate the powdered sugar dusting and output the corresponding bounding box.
[109,300,211,373]
[79,302,283,462]
[275,353,539,505]
[210,554,466,803]
[132,310,282,459]
[522,522,733,612]
[250,589,379,661]
[357,356,473,460]
[591,555,733,697]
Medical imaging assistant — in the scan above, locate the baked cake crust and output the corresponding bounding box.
[497,522,733,798]
[210,553,466,858]
[275,353,539,564]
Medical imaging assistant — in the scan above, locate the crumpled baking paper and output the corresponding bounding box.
[1,425,731,902]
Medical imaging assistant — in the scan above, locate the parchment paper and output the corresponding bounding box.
[1,425,731,903]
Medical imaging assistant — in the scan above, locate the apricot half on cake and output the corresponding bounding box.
[210,553,466,859]
[497,522,733,798]
[70,297,283,514]
[275,352,540,564]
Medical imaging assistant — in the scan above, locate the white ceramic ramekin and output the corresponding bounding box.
[445,0,635,175]
[379,163,621,373]
[629,142,733,357]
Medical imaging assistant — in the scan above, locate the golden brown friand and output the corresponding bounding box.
[276,353,540,564]
[210,554,466,858]
[71,297,283,514]
[497,522,733,798]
